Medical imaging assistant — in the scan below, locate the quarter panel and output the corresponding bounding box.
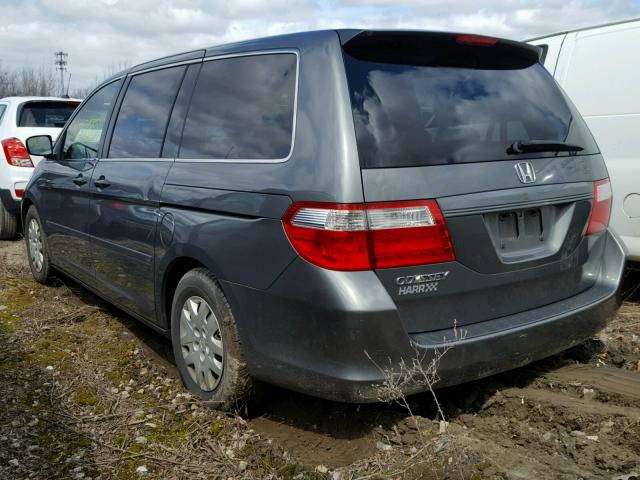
[156,205,297,291]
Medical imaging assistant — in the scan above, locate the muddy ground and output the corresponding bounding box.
[0,238,639,480]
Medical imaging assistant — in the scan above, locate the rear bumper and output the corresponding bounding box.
[223,230,625,403]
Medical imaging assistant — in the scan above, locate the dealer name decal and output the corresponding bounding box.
[395,271,449,296]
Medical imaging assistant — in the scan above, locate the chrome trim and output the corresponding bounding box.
[515,161,536,184]
[443,193,593,217]
[128,58,203,76]
[97,157,174,163]
[175,49,300,165]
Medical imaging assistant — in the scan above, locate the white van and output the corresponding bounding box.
[528,19,640,263]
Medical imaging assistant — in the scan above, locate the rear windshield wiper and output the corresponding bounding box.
[507,140,584,155]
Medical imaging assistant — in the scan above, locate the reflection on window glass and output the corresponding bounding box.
[179,53,296,160]
[19,102,78,128]
[109,66,185,158]
[0,105,7,124]
[64,80,122,160]
[344,54,597,168]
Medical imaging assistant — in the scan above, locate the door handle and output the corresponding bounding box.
[94,175,111,189]
[73,174,87,186]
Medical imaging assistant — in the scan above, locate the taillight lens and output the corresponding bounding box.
[367,200,455,268]
[2,137,33,167]
[14,189,24,198]
[283,200,455,271]
[586,178,612,236]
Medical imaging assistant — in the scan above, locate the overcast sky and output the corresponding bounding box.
[1,0,639,92]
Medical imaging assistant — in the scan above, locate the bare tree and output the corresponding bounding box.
[0,62,58,98]
[0,59,132,100]
[70,61,131,99]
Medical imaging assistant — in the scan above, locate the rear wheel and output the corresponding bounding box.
[0,200,18,240]
[170,268,258,412]
[24,206,53,284]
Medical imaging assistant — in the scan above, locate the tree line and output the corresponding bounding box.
[0,62,59,98]
[1,61,131,99]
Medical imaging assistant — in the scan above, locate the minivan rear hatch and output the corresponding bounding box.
[341,31,606,334]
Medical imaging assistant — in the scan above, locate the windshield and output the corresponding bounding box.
[18,101,79,128]
[343,46,598,168]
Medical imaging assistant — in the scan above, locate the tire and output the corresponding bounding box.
[0,199,19,240]
[24,206,53,284]
[170,268,259,412]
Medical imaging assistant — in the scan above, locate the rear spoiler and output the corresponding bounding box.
[338,30,543,69]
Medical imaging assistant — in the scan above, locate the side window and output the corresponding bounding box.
[179,53,297,160]
[108,66,185,158]
[63,80,122,160]
[0,105,6,124]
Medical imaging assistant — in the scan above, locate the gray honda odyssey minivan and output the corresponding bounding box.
[22,30,625,409]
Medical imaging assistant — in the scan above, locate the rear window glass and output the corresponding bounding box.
[343,36,598,168]
[0,105,6,124]
[18,101,78,128]
[179,53,297,160]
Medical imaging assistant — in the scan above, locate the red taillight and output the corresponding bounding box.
[586,178,612,236]
[282,200,455,271]
[455,34,498,46]
[2,137,33,167]
[14,189,24,198]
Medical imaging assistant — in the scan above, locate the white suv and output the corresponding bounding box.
[0,96,80,239]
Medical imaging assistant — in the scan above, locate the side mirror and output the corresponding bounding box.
[26,135,54,158]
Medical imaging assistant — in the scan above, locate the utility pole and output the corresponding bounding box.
[54,51,68,97]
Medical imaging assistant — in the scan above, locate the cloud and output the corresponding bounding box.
[0,0,638,92]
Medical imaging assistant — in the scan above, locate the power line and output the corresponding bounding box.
[54,51,68,97]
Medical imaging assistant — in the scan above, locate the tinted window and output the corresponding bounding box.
[343,45,598,168]
[63,80,122,160]
[18,101,78,127]
[179,53,296,160]
[162,64,201,158]
[109,66,185,158]
[0,105,6,124]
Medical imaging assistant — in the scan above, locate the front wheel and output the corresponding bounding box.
[170,268,259,412]
[24,206,53,284]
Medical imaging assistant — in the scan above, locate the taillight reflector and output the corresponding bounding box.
[14,189,24,198]
[586,178,612,236]
[2,137,33,167]
[283,200,455,271]
[455,34,498,46]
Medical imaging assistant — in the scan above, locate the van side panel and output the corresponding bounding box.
[551,22,640,260]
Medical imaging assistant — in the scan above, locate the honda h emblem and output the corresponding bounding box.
[515,162,536,184]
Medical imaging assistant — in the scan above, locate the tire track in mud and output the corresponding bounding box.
[2,239,639,478]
